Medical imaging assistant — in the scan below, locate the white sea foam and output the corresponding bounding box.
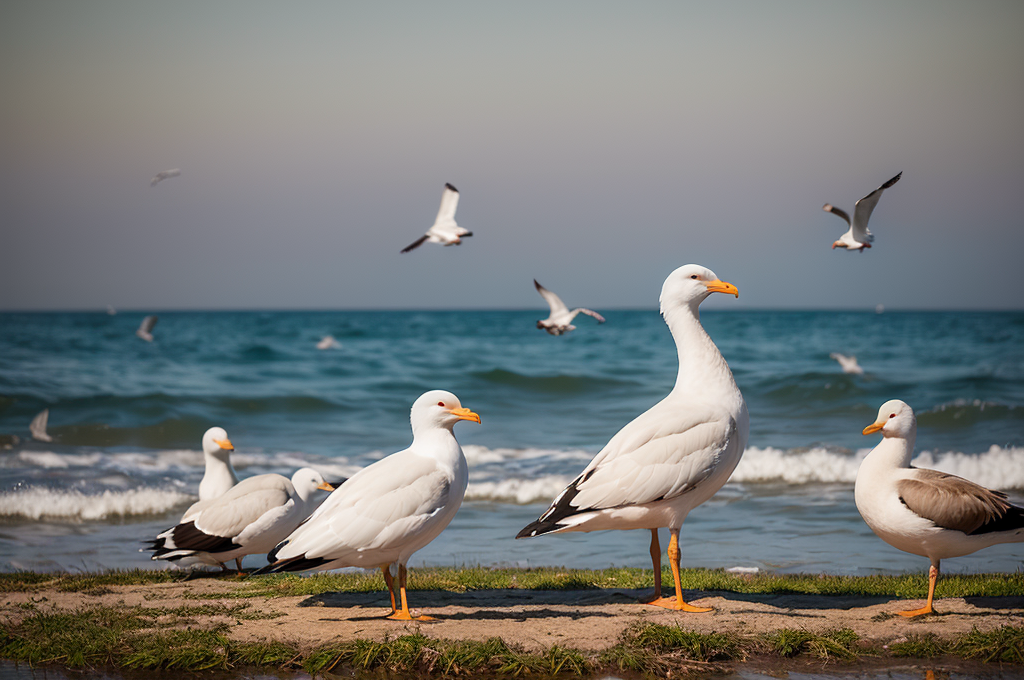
[0,487,193,520]
[466,475,575,504]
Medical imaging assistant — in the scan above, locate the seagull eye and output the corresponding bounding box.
[690,275,698,280]
[889,413,895,419]
[437,402,446,407]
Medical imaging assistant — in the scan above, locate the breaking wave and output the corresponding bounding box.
[0,487,193,520]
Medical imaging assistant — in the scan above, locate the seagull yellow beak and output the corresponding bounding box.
[862,422,884,435]
[705,280,739,298]
[213,438,234,451]
[317,481,336,492]
[449,407,481,424]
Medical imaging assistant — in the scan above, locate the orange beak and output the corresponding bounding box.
[862,422,884,435]
[317,481,336,492]
[705,279,739,298]
[213,438,234,451]
[448,407,481,424]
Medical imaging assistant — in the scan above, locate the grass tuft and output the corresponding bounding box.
[953,626,1024,664]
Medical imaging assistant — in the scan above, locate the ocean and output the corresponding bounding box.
[0,309,1022,575]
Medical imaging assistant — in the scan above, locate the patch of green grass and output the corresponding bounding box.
[953,626,1024,664]
[4,567,1023,600]
[888,633,946,658]
[760,629,861,662]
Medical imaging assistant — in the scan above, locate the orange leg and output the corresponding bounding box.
[381,564,397,614]
[898,563,939,617]
[387,564,436,622]
[646,529,712,613]
[638,529,662,603]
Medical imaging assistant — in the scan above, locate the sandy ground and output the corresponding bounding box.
[3,580,1022,655]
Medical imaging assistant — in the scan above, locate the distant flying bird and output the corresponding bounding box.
[150,169,181,187]
[400,183,472,253]
[316,335,341,350]
[136,315,158,342]
[534,280,605,336]
[823,172,901,251]
[830,352,864,375]
[30,409,52,443]
[857,400,1024,617]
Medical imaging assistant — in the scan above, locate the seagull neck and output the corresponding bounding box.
[198,454,239,501]
[410,426,459,458]
[663,302,734,392]
[869,432,916,470]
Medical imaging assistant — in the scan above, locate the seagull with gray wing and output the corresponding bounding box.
[534,279,605,336]
[150,169,181,187]
[857,399,1024,617]
[30,410,52,442]
[824,172,901,251]
[400,183,472,253]
[136,315,158,342]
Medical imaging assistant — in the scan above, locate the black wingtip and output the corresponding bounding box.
[445,183,458,193]
[882,172,902,189]
[254,554,330,575]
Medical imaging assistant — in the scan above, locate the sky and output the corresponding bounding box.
[1,1,1022,311]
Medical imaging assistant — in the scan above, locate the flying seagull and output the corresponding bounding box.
[534,280,606,336]
[519,265,747,612]
[824,172,901,251]
[400,183,472,253]
[30,409,52,443]
[857,400,1024,616]
[136,315,158,342]
[830,352,864,375]
[150,169,181,187]
[316,335,341,350]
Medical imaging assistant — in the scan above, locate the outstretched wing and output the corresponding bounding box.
[534,280,569,316]
[573,308,605,323]
[138,315,158,334]
[30,409,52,442]
[400,234,429,253]
[851,172,901,242]
[822,204,851,226]
[433,183,460,228]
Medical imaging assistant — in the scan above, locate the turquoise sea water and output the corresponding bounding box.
[0,310,1022,573]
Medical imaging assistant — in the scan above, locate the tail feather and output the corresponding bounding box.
[253,555,330,575]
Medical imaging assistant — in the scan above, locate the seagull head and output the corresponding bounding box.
[659,264,738,314]
[411,390,481,434]
[291,468,335,501]
[863,399,916,439]
[202,427,234,458]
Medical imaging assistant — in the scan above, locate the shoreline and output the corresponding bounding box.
[1,568,1022,676]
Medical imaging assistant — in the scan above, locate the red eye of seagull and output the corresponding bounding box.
[438,402,445,407]
[889,413,895,418]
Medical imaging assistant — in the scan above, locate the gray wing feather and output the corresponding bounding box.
[851,172,901,241]
[897,469,1011,534]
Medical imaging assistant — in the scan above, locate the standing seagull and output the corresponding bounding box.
[146,468,334,571]
[255,390,480,621]
[29,410,52,443]
[141,427,239,569]
[136,315,158,342]
[824,172,901,251]
[150,169,181,187]
[534,280,606,336]
[857,400,1024,617]
[400,184,472,253]
[518,265,748,612]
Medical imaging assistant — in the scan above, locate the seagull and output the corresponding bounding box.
[517,265,748,612]
[141,427,239,568]
[147,468,334,571]
[830,352,864,375]
[150,169,181,187]
[857,400,1024,617]
[400,184,472,253]
[823,172,901,251]
[254,390,480,621]
[136,315,158,342]
[29,409,52,443]
[316,335,341,350]
[534,280,606,336]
